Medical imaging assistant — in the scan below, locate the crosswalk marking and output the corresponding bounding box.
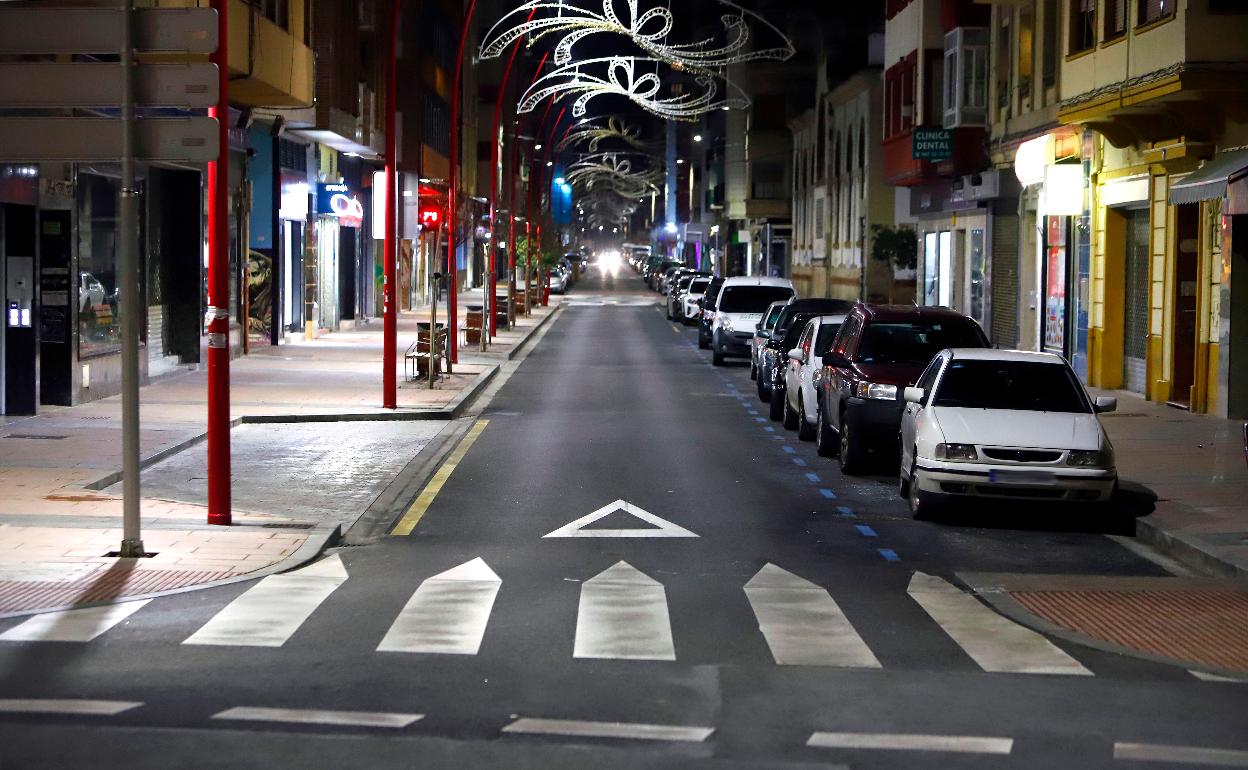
[503,717,713,742]
[574,561,675,661]
[1190,670,1247,683]
[744,564,880,668]
[0,699,142,716]
[212,706,423,729]
[807,732,1014,755]
[183,554,349,648]
[0,599,150,643]
[906,572,1091,676]
[1114,742,1248,766]
[377,558,501,655]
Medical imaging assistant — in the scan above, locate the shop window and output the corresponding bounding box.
[1137,0,1173,25]
[1104,0,1127,39]
[1069,0,1096,54]
[77,171,143,358]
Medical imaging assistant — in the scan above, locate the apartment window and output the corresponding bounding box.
[1018,4,1034,103]
[1070,0,1096,54]
[858,121,866,170]
[1104,0,1127,39]
[815,197,825,238]
[1042,1,1058,87]
[883,54,917,140]
[246,0,288,29]
[1138,0,1173,25]
[832,133,841,178]
[996,10,1012,110]
[944,27,989,128]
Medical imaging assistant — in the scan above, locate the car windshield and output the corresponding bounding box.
[932,360,1091,413]
[689,279,710,294]
[856,320,986,365]
[704,280,725,309]
[814,324,842,355]
[719,286,794,313]
[781,314,818,348]
[763,305,785,330]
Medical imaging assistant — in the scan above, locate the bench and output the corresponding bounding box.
[405,323,451,381]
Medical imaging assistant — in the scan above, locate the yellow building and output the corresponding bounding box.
[1058,0,1248,415]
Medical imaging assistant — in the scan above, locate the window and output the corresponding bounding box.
[1070,0,1096,54]
[943,27,989,128]
[1018,5,1034,103]
[915,356,944,398]
[815,197,825,238]
[858,121,866,170]
[932,360,1091,412]
[856,320,989,365]
[996,10,1012,111]
[1138,0,1173,25]
[814,323,842,356]
[719,286,795,313]
[1104,0,1127,39]
[78,171,144,358]
[1042,1,1058,87]
[883,54,917,139]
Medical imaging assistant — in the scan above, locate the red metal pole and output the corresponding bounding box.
[489,7,536,337]
[382,0,400,409]
[510,53,549,324]
[206,0,231,526]
[446,0,478,365]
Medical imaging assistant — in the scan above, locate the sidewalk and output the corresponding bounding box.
[1092,388,1248,578]
[0,293,562,616]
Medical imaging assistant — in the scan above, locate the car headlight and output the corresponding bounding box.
[718,315,733,333]
[1067,449,1111,467]
[935,443,978,461]
[855,381,898,400]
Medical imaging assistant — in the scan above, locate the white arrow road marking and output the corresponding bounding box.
[183,554,349,647]
[574,561,675,661]
[745,564,881,668]
[0,699,142,716]
[503,717,713,742]
[213,707,423,729]
[906,572,1091,676]
[543,499,698,538]
[377,558,501,655]
[808,732,1014,755]
[0,599,150,643]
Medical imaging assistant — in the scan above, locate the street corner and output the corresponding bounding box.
[959,573,1248,677]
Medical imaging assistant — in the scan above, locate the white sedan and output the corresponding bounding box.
[899,348,1118,519]
[782,314,846,440]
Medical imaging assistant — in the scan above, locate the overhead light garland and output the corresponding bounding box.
[557,116,657,154]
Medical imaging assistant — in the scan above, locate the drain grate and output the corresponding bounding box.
[6,434,69,440]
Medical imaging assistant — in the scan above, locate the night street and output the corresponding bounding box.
[3,267,1245,769]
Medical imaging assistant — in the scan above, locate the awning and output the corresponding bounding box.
[1169,149,1248,205]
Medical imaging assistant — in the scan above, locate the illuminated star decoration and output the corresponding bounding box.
[518,56,748,121]
[479,0,795,71]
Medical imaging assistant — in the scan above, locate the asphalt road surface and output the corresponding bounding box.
[2,265,1245,770]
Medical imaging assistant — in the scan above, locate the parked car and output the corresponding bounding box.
[898,349,1119,519]
[79,272,106,311]
[668,272,711,321]
[763,309,834,420]
[783,314,848,439]
[814,304,990,473]
[682,276,713,324]
[709,277,796,366]
[750,301,788,381]
[549,265,569,294]
[757,298,854,402]
[696,276,727,349]
[659,266,688,295]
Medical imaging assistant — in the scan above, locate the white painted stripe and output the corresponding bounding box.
[744,564,880,668]
[0,699,142,716]
[212,707,423,729]
[503,717,713,742]
[183,554,348,648]
[377,558,501,655]
[1190,670,1248,683]
[1115,742,1248,766]
[574,561,675,661]
[0,599,150,643]
[906,572,1091,676]
[808,732,1013,755]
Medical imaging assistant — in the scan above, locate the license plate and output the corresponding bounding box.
[738,314,762,321]
[989,469,1056,485]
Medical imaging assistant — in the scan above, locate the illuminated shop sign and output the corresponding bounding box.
[315,183,365,228]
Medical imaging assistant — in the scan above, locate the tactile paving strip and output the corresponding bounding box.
[1012,588,1248,672]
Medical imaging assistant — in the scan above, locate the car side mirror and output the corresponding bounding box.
[904,386,925,404]
[1094,396,1117,413]
[788,348,805,363]
[822,351,849,368]
[696,298,704,307]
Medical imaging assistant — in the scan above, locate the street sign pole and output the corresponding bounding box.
[117,0,144,558]
[206,0,231,526]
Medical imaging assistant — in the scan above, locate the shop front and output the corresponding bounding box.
[313,181,364,333]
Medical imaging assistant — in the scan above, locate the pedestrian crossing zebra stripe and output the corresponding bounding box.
[0,599,150,643]
[745,564,881,668]
[377,558,501,655]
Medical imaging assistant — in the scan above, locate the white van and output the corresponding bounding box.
[709,276,796,366]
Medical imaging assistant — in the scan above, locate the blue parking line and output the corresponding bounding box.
[763,426,776,432]
[819,488,837,499]
[792,458,807,467]
[836,506,855,517]
[755,417,767,423]
[781,446,796,454]
[804,472,821,484]
[878,548,900,562]
[856,524,878,537]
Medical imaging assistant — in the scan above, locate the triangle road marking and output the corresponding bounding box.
[543,499,699,539]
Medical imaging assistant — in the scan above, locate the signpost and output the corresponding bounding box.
[912,127,953,162]
[0,5,222,555]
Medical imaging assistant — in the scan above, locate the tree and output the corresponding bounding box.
[869,224,917,272]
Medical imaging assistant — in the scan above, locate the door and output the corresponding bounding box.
[1170,205,1199,407]
[1123,208,1150,394]
[968,227,987,330]
[338,225,357,322]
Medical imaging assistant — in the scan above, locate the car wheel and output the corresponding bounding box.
[838,416,866,475]
[769,389,785,421]
[749,359,757,381]
[712,350,724,366]
[757,372,771,403]
[698,333,709,350]
[783,391,800,430]
[797,395,816,441]
[908,461,939,521]
[816,401,836,457]
[898,455,912,498]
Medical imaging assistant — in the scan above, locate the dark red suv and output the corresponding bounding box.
[813,304,990,473]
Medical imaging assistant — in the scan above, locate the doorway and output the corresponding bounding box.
[282,220,303,333]
[1123,208,1150,394]
[1169,205,1199,407]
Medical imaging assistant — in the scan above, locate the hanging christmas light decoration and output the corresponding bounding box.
[566,152,662,201]
[518,56,748,121]
[479,0,794,71]
[557,116,656,154]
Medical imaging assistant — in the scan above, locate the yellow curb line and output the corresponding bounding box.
[389,419,490,536]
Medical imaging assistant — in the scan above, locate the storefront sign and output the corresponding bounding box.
[1044,215,1067,354]
[912,128,952,161]
[315,182,364,228]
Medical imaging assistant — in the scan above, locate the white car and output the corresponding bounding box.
[898,349,1118,519]
[709,276,796,367]
[680,276,712,323]
[782,314,847,440]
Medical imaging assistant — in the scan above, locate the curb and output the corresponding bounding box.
[0,523,342,621]
[1135,514,1248,581]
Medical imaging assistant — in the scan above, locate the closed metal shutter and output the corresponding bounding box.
[991,212,1019,348]
[1123,208,1149,393]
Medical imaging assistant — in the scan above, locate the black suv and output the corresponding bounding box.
[696,276,726,350]
[758,299,855,403]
